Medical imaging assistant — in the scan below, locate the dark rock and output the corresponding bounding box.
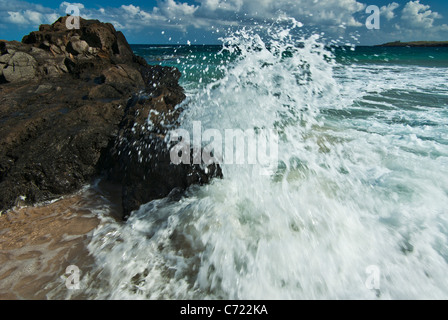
[0,17,222,218]
[66,37,89,55]
[103,83,222,218]
[0,41,7,55]
[1,51,38,82]
[0,77,125,212]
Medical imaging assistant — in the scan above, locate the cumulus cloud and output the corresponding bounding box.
[158,0,198,18]
[121,4,140,16]
[381,2,399,21]
[192,0,366,27]
[7,11,28,24]
[6,9,58,26]
[60,2,85,11]
[379,0,448,42]
[401,0,442,29]
[1,0,61,27]
[109,4,176,31]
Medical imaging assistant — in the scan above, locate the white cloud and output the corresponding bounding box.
[401,0,442,29]
[111,4,172,31]
[24,10,42,24]
[1,0,66,27]
[121,4,140,16]
[197,0,243,13]
[193,0,366,27]
[7,11,28,24]
[159,0,198,18]
[381,2,399,21]
[6,9,57,25]
[380,0,448,42]
[60,2,85,11]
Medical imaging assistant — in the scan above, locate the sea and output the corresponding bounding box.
[2,21,448,300]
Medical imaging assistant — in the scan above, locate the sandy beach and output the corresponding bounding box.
[0,182,122,299]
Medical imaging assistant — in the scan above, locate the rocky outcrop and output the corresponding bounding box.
[0,51,38,82]
[376,41,448,47]
[0,16,221,219]
[102,67,222,217]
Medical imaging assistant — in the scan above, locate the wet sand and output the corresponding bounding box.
[0,182,122,299]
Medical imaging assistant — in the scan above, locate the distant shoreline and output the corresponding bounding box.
[376,41,448,47]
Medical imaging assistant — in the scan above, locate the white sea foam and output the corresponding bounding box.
[84,19,448,299]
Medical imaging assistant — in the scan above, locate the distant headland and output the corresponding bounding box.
[376,41,448,47]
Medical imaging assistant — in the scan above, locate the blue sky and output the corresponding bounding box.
[0,0,447,45]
